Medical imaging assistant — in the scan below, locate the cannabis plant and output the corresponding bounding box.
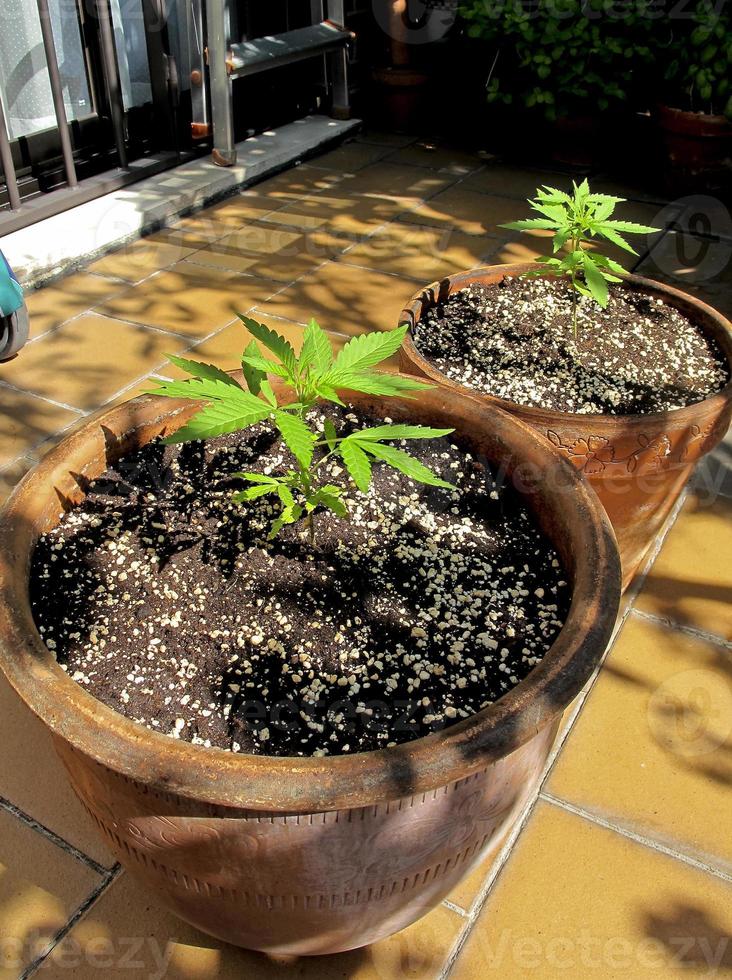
[149,318,453,542]
[501,180,660,336]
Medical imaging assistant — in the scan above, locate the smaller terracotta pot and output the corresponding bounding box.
[656,104,732,194]
[399,264,732,591]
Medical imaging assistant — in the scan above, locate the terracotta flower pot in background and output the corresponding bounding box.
[400,264,732,591]
[656,104,732,195]
[0,381,620,955]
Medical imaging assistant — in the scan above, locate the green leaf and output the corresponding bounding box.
[333,372,433,398]
[268,503,303,540]
[299,318,333,375]
[165,354,243,388]
[240,354,290,378]
[260,379,277,407]
[350,424,453,442]
[238,314,298,378]
[164,398,272,444]
[150,376,248,403]
[313,485,347,518]
[360,443,455,489]
[323,419,338,451]
[325,326,408,382]
[277,484,295,508]
[274,410,316,470]
[339,440,372,494]
[232,484,278,503]
[241,340,264,395]
[600,220,660,235]
[499,218,559,232]
[315,383,347,407]
[581,253,610,308]
[233,472,278,484]
[592,225,637,255]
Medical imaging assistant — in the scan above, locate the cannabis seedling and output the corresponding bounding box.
[501,180,660,336]
[149,317,454,542]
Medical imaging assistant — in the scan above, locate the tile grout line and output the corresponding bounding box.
[630,607,732,651]
[0,795,110,877]
[442,899,469,919]
[541,792,732,884]
[20,866,123,979]
[0,378,86,416]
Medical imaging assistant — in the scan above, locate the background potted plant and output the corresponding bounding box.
[655,0,732,193]
[457,0,653,166]
[0,318,620,955]
[400,181,732,589]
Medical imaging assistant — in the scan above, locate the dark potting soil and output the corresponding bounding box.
[412,276,730,415]
[30,407,570,758]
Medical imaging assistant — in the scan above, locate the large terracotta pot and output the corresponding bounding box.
[399,264,732,591]
[0,380,620,955]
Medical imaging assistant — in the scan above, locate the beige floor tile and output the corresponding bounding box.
[0,677,114,868]
[4,314,190,411]
[452,800,732,979]
[355,129,416,148]
[0,385,79,465]
[384,144,484,176]
[24,273,124,340]
[87,238,198,283]
[339,222,498,282]
[180,225,346,281]
[546,616,732,872]
[402,188,543,239]
[258,191,404,239]
[307,140,393,172]
[634,494,732,642]
[257,262,416,336]
[0,808,102,979]
[38,871,463,979]
[636,232,732,318]
[96,264,281,339]
[338,163,458,202]
[460,164,579,200]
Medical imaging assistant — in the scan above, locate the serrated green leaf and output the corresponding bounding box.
[581,253,610,307]
[268,503,303,540]
[333,372,433,398]
[277,484,295,508]
[325,326,408,382]
[350,424,453,442]
[499,218,559,231]
[149,376,248,403]
[165,354,243,388]
[274,410,316,470]
[601,220,660,235]
[232,484,278,502]
[360,442,455,489]
[323,418,338,450]
[241,354,290,378]
[164,398,271,444]
[315,383,346,407]
[592,225,637,255]
[238,314,298,378]
[339,440,372,494]
[299,318,333,375]
[260,379,277,407]
[233,472,278,484]
[241,340,264,394]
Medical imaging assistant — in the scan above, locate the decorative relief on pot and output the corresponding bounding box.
[546,431,676,475]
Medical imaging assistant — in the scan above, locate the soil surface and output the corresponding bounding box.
[412,276,729,415]
[30,407,569,758]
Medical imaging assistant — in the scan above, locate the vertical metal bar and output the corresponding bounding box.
[205,0,236,166]
[36,0,78,188]
[326,0,350,119]
[140,0,176,151]
[187,0,210,138]
[310,0,325,21]
[0,99,21,211]
[95,0,128,167]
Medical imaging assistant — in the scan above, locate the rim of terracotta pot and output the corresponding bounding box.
[0,380,620,813]
[399,263,732,428]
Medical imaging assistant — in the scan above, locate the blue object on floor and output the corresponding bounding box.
[0,250,29,361]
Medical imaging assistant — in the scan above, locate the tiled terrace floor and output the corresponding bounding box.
[1,131,731,978]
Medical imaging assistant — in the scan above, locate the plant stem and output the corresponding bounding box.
[308,511,315,546]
